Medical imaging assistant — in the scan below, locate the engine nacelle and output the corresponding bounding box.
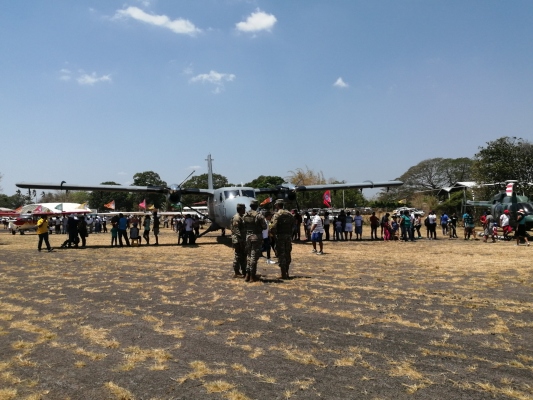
[168,184,182,203]
[275,187,296,201]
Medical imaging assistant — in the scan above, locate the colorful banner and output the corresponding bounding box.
[323,190,331,208]
[104,200,115,210]
[260,197,272,206]
[506,182,514,196]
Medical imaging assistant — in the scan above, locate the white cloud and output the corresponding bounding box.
[77,72,112,86]
[190,70,235,93]
[114,6,201,36]
[236,9,277,32]
[59,69,72,81]
[333,77,349,88]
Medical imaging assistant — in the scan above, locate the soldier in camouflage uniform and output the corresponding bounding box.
[231,203,246,278]
[270,199,295,279]
[243,199,267,282]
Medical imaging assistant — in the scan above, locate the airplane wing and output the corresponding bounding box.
[15,182,214,196]
[254,180,403,194]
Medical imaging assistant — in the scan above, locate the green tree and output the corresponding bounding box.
[378,157,474,203]
[38,191,89,204]
[132,171,168,209]
[87,182,133,211]
[473,136,533,198]
[245,175,285,206]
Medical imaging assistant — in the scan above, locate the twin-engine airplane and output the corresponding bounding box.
[16,155,403,237]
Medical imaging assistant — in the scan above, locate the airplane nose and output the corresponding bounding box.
[224,196,254,214]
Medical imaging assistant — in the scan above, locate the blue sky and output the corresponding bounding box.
[1,1,532,196]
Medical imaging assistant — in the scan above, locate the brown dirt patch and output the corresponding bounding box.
[0,228,532,399]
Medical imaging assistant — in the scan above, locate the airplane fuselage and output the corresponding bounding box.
[208,187,256,230]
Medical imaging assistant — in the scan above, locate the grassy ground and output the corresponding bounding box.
[0,228,532,400]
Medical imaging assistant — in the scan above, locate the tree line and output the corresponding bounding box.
[1,136,531,211]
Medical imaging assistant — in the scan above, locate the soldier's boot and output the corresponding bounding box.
[251,274,259,282]
[244,273,250,282]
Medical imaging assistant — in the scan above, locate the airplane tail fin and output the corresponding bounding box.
[207,154,213,190]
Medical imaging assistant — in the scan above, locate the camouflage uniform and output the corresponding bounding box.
[271,206,295,279]
[243,208,267,280]
[231,210,246,276]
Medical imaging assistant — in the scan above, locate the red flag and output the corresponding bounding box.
[260,197,272,206]
[323,190,331,208]
[33,205,43,213]
[139,199,146,209]
[104,200,115,210]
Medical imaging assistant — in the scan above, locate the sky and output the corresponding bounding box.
[1,0,533,197]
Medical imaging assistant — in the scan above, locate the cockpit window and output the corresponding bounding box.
[241,190,255,198]
[224,190,240,199]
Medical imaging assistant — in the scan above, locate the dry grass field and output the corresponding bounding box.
[0,227,532,400]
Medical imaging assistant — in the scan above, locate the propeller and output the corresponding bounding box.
[167,170,195,208]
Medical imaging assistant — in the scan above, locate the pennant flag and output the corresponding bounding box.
[14,206,23,213]
[506,182,514,196]
[55,203,63,211]
[148,204,155,211]
[76,202,88,210]
[398,199,407,204]
[260,197,272,206]
[323,190,331,208]
[33,205,43,213]
[104,200,115,210]
[139,199,146,209]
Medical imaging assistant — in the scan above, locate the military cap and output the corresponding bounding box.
[236,203,245,209]
[250,199,259,206]
[275,199,284,205]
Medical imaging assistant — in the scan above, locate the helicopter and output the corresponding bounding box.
[467,180,533,230]
[16,155,403,237]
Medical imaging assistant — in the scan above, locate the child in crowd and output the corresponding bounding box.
[391,217,399,240]
[130,223,141,245]
[111,223,118,247]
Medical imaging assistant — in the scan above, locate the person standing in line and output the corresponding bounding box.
[323,211,330,241]
[483,210,496,243]
[353,210,363,241]
[67,215,79,248]
[62,215,68,234]
[243,200,267,282]
[337,210,346,240]
[36,214,54,252]
[183,214,195,245]
[440,213,449,236]
[294,210,302,241]
[413,213,422,239]
[310,209,324,255]
[499,210,511,240]
[102,216,108,233]
[152,211,160,245]
[110,221,118,246]
[344,211,353,241]
[78,215,88,248]
[117,213,130,247]
[428,210,437,240]
[401,210,414,242]
[262,211,276,264]
[369,211,380,240]
[143,215,151,245]
[515,209,530,246]
[231,203,247,278]
[270,199,295,280]
[462,211,474,240]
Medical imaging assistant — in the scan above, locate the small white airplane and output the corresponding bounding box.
[16,155,403,237]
